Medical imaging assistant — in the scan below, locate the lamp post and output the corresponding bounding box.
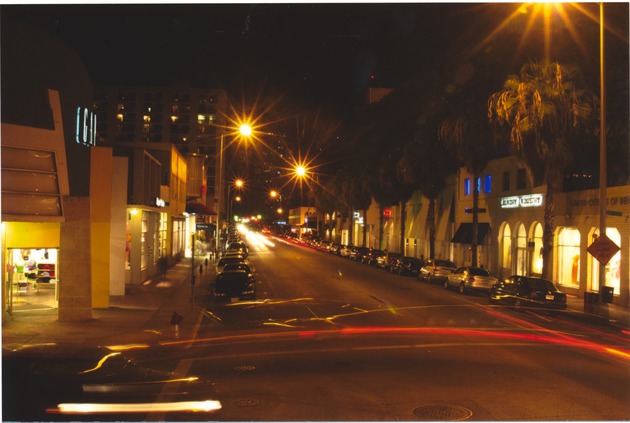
[215,125,253,258]
[597,2,608,295]
[215,132,225,259]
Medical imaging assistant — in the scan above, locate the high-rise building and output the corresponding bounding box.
[93,84,228,208]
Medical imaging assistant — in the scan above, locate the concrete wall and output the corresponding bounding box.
[58,197,92,321]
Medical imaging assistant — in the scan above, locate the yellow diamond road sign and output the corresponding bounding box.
[587,234,620,265]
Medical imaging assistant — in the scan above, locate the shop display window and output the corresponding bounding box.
[557,227,580,287]
[8,248,58,296]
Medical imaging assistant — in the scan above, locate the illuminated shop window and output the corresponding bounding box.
[557,227,580,287]
[516,224,527,275]
[464,178,471,196]
[501,224,512,270]
[530,223,543,275]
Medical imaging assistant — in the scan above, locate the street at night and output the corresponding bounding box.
[2,3,629,422]
[5,233,630,421]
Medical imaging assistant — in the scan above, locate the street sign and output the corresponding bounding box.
[587,233,620,265]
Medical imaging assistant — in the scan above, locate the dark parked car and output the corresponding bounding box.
[418,259,457,283]
[489,275,567,309]
[213,269,256,301]
[376,252,402,270]
[390,256,423,276]
[221,262,254,277]
[350,247,371,262]
[444,266,499,294]
[216,256,247,273]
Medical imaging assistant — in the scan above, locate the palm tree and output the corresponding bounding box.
[439,105,496,267]
[488,61,597,279]
[399,126,458,260]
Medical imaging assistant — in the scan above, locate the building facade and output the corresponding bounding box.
[335,155,629,307]
[2,14,100,321]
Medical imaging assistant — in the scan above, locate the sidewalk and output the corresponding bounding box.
[2,256,215,348]
[3,259,630,348]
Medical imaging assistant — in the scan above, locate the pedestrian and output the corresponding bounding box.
[170,311,183,338]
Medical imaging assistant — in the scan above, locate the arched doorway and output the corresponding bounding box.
[529,222,543,276]
[499,223,512,278]
[516,224,527,276]
[557,227,580,288]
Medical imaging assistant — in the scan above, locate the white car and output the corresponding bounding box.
[444,266,498,295]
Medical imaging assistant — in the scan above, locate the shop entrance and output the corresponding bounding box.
[5,248,59,314]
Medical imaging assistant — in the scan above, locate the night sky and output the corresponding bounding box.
[3,2,628,211]
[2,3,490,118]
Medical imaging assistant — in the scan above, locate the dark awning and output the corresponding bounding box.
[186,202,216,215]
[451,223,490,245]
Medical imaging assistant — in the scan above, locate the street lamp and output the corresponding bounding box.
[597,3,608,294]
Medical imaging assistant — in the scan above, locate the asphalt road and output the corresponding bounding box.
[5,233,630,421]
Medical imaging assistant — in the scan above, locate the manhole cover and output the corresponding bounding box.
[234,399,260,407]
[233,364,256,371]
[413,404,473,421]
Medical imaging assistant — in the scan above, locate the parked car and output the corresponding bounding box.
[363,249,385,265]
[221,262,254,278]
[376,252,402,270]
[418,259,457,283]
[224,247,248,258]
[350,247,371,262]
[329,243,341,255]
[213,269,256,301]
[444,266,498,294]
[391,256,423,276]
[339,245,353,258]
[489,275,567,310]
[227,241,248,254]
[216,255,247,273]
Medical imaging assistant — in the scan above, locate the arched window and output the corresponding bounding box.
[557,227,580,287]
[516,224,527,275]
[501,224,512,271]
[530,223,543,276]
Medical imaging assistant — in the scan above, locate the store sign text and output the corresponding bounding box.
[500,194,543,209]
[76,107,97,147]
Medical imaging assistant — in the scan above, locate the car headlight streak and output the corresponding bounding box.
[52,400,222,414]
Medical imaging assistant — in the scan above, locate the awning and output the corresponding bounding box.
[451,223,490,245]
[186,202,216,215]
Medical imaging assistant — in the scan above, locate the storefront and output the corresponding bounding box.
[5,247,59,312]
[492,186,628,305]
[2,222,62,315]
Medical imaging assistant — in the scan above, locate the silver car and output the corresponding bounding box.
[444,266,498,295]
[418,259,457,283]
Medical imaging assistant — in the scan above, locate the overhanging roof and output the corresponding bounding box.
[451,223,490,245]
[186,202,216,215]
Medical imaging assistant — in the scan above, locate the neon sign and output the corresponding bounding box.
[501,194,543,209]
[76,107,97,147]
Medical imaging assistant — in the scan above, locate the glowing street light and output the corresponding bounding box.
[239,123,253,138]
[295,165,307,178]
